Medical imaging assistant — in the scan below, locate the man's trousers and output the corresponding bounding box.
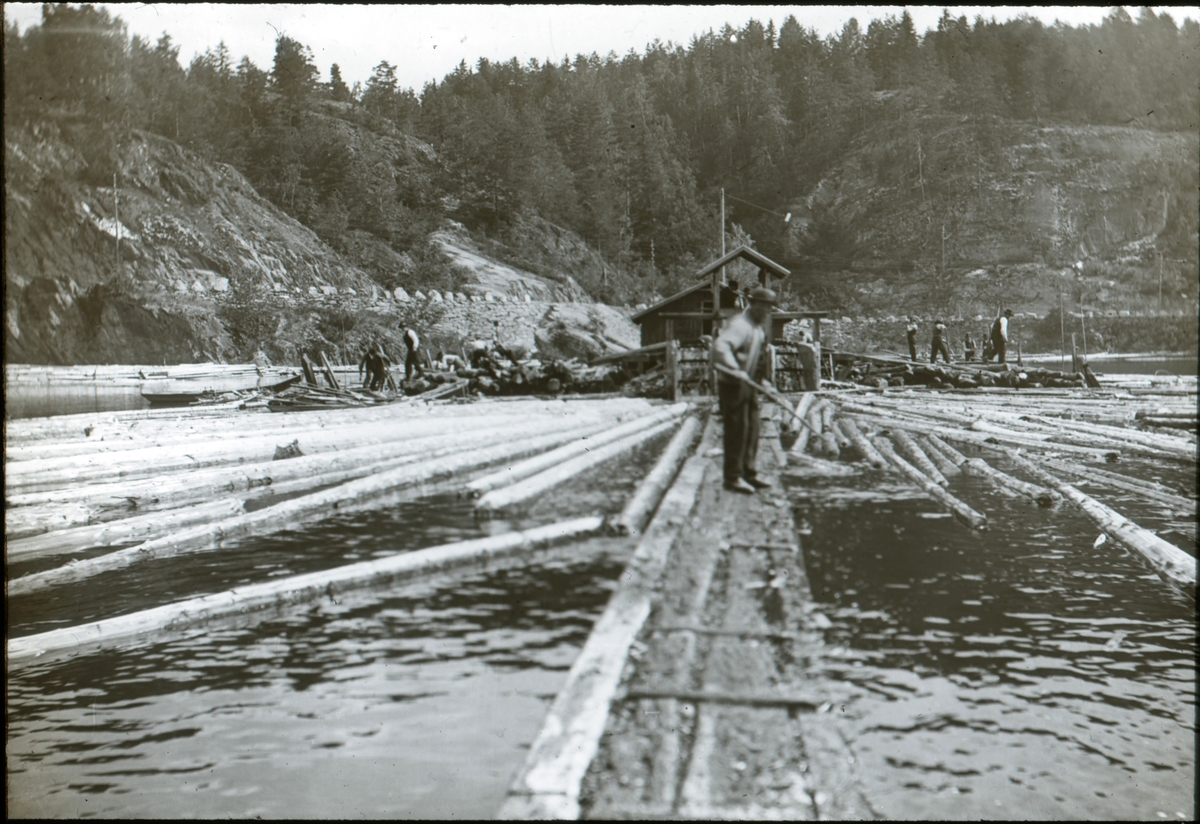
[717,378,761,486]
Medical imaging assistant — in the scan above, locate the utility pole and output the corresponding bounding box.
[1080,288,1088,361]
[1158,250,1164,313]
[714,187,725,324]
[941,224,946,274]
[114,172,120,279]
[1059,283,1066,370]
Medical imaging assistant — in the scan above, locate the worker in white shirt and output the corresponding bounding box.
[401,326,426,380]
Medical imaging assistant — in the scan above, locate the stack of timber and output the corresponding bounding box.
[451,344,625,397]
[780,383,1196,593]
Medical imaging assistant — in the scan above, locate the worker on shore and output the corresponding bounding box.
[712,287,777,495]
[358,342,378,390]
[372,342,395,390]
[989,309,1014,363]
[931,318,952,363]
[906,316,919,361]
[964,332,977,362]
[795,318,820,390]
[401,325,426,381]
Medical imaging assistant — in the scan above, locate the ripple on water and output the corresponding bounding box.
[7,544,627,819]
[787,465,1195,821]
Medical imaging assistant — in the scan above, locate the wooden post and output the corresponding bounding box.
[319,351,340,390]
[715,189,724,327]
[302,353,319,386]
[1059,288,1066,370]
[664,320,679,402]
[670,340,681,402]
[1071,333,1079,373]
[1080,293,1088,360]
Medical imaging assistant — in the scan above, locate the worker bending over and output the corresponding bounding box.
[712,287,777,495]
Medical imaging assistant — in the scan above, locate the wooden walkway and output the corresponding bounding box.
[501,413,874,819]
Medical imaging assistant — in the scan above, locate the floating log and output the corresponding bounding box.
[1019,412,1195,456]
[838,417,887,468]
[6,413,625,534]
[890,429,948,486]
[476,419,682,514]
[785,394,819,457]
[6,404,656,495]
[830,419,852,450]
[872,436,987,529]
[836,402,1122,461]
[1140,416,1199,431]
[961,458,1061,507]
[8,428,617,597]
[1004,453,1195,590]
[8,498,248,562]
[615,415,702,536]
[925,434,973,469]
[465,403,687,497]
[1037,457,1195,514]
[9,395,655,451]
[917,434,961,477]
[817,402,841,458]
[7,517,606,665]
[499,452,710,819]
[969,412,1190,461]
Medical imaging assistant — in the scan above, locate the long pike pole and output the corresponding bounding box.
[714,364,818,439]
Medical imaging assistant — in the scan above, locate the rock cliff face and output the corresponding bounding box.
[786,115,1199,318]
[4,123,378,363]
[3,122,611,365]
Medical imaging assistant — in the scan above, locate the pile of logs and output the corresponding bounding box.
[451,347,623,397]
[783,383,1197,592]
[835,354,1094,390]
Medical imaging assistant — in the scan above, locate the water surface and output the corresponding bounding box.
[789,452,1195,820]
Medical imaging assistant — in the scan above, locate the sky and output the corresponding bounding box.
[4,4,1189,91]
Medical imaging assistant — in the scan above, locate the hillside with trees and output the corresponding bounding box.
[5,4,1197,362]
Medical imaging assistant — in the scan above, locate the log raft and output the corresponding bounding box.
[500,408,870,820]
[778,385,1196,593]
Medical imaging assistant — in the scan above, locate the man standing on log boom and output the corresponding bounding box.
[989,309,1014,363]
[712,287,777,495]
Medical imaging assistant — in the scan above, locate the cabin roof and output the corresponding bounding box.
[695,245,790,281]
[631,282,711,323]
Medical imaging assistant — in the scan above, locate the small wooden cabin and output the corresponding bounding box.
[631,282,741,346]
[631,245,792,348]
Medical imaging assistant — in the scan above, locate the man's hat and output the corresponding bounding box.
[748,287,778,305]
[1004,309,1014,317]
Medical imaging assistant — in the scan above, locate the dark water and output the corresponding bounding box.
[6,436,671,818]
[1024,355,1198,377]
[5,385,151,420]
[6,550,625,819]
[788,451,1195,820]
